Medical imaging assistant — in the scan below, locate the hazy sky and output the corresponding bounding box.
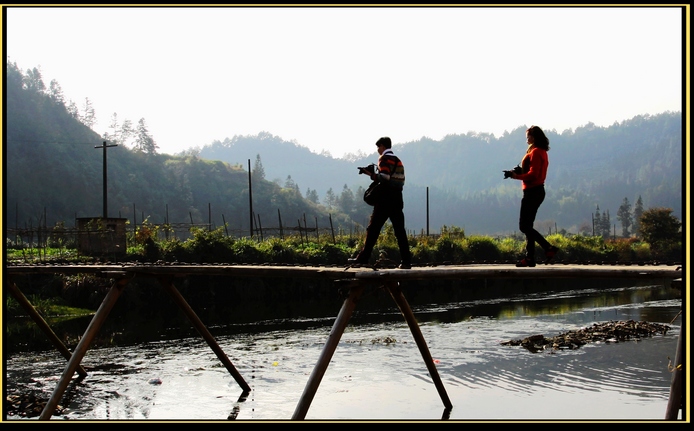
[4,6,684,158]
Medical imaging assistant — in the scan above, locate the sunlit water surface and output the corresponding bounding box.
[4,284,682,421]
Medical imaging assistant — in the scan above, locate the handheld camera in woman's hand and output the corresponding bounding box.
[503,165,523,179]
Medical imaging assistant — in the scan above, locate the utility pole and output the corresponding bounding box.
[248,159,254,237]
[95,141,118,218]
[426,187,430,236]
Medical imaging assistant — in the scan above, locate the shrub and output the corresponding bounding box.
[434,236,469,262]
[561,234,612,261]
[605,237,638,261]
[464,235,502,261]
[656,241,683,262]
[632,241,651,261]
[167,226,237,263]
[257,238,298,264]
[411,243,436,264]
[230,238,264,263]
[496,237,523,260]
[638,207,682,244]
[295,242,350,264]
[159,238,186,262]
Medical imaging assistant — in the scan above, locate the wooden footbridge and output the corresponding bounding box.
[4,262,684,420]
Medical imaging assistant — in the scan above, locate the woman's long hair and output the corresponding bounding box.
[527,125,550,151]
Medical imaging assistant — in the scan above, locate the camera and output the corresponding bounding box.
[358,163,376,175]
[503,165,523,179]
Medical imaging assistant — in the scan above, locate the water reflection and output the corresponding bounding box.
[353,284,679,325]
[4,281,682,421]
[4,282,680,353]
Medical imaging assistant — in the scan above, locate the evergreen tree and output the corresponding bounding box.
[337,184,355,216]
[48,79,64,105]
[596,209,611,238]
[284,175,297,191]
[104,113,135,148]
[601,210,610,238]
[617,197,632,237]
[594,205,601,236]
[305,187,319,204]
[23,66,46,93]
[66,100,79,119]
[120,119,134,147]
[324,188,337,210]
[252,154,266,181]
[134,118,158,154]
[80,97,96,129]
[633,195,644,235]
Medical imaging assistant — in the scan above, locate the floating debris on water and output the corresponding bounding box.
[501,320,672,353]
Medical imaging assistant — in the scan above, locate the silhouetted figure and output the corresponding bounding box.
[506,125,558,267]
[349,137,412,269]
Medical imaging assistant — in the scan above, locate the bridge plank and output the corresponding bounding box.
[4,263,682,281]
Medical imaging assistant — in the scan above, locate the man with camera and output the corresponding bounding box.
[349,137,412,269]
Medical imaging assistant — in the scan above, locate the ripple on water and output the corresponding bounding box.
[4,284,682,421]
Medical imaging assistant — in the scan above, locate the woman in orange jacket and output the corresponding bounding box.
[509,125,559,267]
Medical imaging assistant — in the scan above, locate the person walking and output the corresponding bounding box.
[506,125,559,267]
[349,137,412,269]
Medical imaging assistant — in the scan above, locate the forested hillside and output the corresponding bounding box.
[4,62,355,235]
[198,112,682,235]
[4,61,684,236]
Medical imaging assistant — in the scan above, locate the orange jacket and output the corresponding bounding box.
[516,146,548,190]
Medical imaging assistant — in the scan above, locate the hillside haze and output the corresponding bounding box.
[4,61,684,236]
[197,116,683,235]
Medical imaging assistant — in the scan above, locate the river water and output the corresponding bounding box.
[4,281,683,422]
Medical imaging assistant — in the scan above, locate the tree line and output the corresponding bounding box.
[13,61,159,155]
[4,60,684,240]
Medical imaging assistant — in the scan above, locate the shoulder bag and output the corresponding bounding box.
[363,180,385,206]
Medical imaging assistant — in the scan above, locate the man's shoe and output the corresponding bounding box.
[398,263,411,269]
[516,258,536,267]
[347,257,368,265]
[545,246,559,263]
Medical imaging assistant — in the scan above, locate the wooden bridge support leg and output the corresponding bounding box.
[665,316,684,420]
[292,282,365,420]
[39,275,132,420]
[6,278,88,378]
[385,281,453,410]
[157,277,251,393]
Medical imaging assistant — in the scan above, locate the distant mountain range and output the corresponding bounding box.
[196,113,683,235]
[4,61,683,236]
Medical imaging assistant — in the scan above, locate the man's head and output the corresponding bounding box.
[375,137,392,152]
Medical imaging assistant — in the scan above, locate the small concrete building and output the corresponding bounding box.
[76,217,128,257]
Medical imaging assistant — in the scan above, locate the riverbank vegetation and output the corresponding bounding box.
[4,209,682,353]
[7,207,683,266]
